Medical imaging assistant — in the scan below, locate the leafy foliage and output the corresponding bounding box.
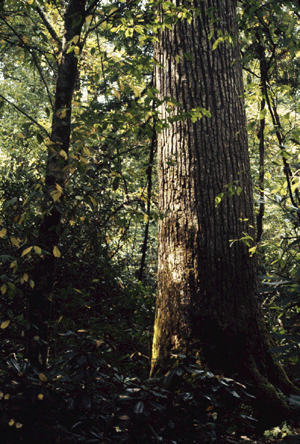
[0,354,258,444]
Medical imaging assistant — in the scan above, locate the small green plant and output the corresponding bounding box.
[264,421,293,439]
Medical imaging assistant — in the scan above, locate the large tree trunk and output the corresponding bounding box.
[151,0,299,428]
[25,0,86,370]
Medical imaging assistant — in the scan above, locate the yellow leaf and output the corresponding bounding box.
[89,195,97,208]
[16,423,23,429]
[21,246,32,257]
[119,415,130,420]
[34,246,42,255]
[73,35,79,44]
[10,237,20,247]
[4,394,10,400]
[130,85,141,97]
[60,150,68,160]
[22,273,29,282]
[80,156,88,164]
[143,214,149,223]
[85,15,93,23]
[50,190,62,202]
[56,108,67,119]
[9,419,14,426]
[68,165,76,175]
[39,373,47,382]
[1,320,10,329]
[38,394,44,400]
[83,147,90,156]
[0,228,7,238]
[50,183,63,202]
[1,284,7,295]
[17,133,25,139]
[249,246,257,257]
[74,46,80,55]
[29,280,35,288]
[0,392,3,400]
[53,246,61,258]
[112,89,121,100]
[44,137,56,146]
[56,183,63,193]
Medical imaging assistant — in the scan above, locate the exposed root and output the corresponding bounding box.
[243,356,298,431]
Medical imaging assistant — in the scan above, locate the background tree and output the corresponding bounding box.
[150,0,300,426]
[24,0,87,369]
[241,0,300,269]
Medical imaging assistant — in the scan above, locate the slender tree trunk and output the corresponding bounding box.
[256,45,267,244]
[151,0,299,427]
[264,74,300,218]
[25,0,86,370]
[138,121,156,282]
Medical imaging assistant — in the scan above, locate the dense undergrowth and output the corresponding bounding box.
[0,251,278,443]
[1,271,300,444]
[0,350,261,444]
[2,174,300,443]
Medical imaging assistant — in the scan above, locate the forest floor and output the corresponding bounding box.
[223,434,300,444]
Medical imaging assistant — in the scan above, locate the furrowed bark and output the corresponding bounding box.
[151,0,300,428]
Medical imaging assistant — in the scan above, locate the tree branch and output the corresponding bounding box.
[35,1,62,48]
[0,93,50,137]
[264,81,300,216]
[82,0,137,44]
[85,0,101,14]
[1,16,54,110]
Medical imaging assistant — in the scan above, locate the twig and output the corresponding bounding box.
[35,1,62,48]
[0,93,50,137]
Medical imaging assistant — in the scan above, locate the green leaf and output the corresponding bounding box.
[184,52,193,61]
[112,177,120,190]
[36,133,44,143]
[259,108,267,120]
[212,36,224,51]
[134,401,144,414]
